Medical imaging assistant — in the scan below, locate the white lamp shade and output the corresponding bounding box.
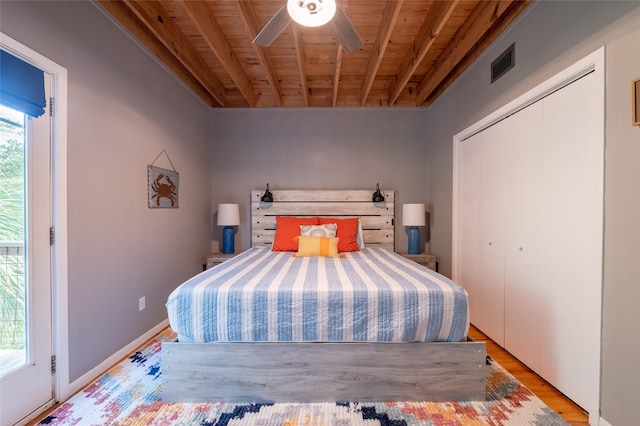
[287,0,336,27]
[402,203,426,226]
[217,203,240,226]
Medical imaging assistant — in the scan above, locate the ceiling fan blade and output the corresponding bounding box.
[253,4,291,47]
[327,7,363,54]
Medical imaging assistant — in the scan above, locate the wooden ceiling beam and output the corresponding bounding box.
[332,46,343,107]
[359,0,404,106]
[235,0,283,107]
[97,0,218,107]
[179,1,255,107]
[331,0,349,107]
[292,25,309,107]
[415,0,511,105]
[120,0,226,106]
[417,0,531,106]
[388,0,459,106]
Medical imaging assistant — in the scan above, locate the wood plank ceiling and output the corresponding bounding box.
[97,0,532,108]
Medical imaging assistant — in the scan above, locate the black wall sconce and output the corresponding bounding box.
[261,183,273,202]
[372,183,385,202]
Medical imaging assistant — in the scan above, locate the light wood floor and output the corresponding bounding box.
[30,326,589,425]
[468,325,589,425]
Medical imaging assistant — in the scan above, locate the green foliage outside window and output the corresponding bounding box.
[0,137,25,241]
[0,109,26,350]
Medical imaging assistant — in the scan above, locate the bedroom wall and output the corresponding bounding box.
[425,1,640,424]
[209,108,430,255]
[1,1,212,383]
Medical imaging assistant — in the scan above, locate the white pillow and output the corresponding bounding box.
[300,223,338,238]
[356,218,365,249]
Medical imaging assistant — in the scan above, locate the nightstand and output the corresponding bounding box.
[205,252,238,269]
[398,253,437,271]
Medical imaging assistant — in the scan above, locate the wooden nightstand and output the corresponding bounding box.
[205,253,238,269]
[398,253,437,271]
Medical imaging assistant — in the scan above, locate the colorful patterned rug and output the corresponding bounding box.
[38,329,568,425]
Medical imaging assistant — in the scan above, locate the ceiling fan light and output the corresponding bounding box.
[287,0,337,28]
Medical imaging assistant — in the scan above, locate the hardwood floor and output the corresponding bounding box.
[468,325,589,425]
[29,326,589,425]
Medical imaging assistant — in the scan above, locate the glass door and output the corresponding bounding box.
[0,105,28,375]
[0,73,54,425]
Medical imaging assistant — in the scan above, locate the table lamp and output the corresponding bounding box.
[217,203,240,254]
[403,203,426,254]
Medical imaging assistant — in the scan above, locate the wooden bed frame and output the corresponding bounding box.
[162,189,486,403]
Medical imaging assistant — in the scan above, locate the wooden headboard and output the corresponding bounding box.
[250,189,395,249]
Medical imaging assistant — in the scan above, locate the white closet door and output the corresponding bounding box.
[458,137,482,327]
[539,71,602,411]
[503,102,544,372]
[477,121,509,346]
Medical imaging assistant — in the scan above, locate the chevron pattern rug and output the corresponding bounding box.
[38,329,568,425]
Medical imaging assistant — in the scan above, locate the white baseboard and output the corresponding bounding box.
[65,319,169,399]
[599,417,613,426]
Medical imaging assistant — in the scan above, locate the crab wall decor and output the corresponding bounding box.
[148,165,179,208]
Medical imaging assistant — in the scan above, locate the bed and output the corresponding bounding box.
[162,189,486,403]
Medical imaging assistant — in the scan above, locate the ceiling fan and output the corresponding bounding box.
[252,0,363,54]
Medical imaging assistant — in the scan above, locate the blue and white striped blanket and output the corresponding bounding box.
[166,247,469,343]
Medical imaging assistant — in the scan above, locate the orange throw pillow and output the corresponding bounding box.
[318,217,360,252]
[272,216,319,251]
[292,236,343,258]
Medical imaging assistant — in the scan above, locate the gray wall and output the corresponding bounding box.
[209,108,430,254]
[1,1,212,382]
[425,1,640,424]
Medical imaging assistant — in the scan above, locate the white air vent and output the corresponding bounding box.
[491,43,515,83]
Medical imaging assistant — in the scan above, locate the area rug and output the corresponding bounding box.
[38,329,568,425]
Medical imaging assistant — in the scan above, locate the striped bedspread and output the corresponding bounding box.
[166,247,469,343]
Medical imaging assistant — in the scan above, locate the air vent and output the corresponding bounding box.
[491,43,515,83]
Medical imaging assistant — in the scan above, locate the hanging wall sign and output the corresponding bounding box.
[148,150,179,208]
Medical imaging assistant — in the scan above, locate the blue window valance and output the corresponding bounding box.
[0,50,46,118]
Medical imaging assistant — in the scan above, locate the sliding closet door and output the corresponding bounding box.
[539,71,602,411]
[457,137,482,329]
[502,102,544,372]
[460,101,545,359]
[477,123,509,346]
[458,118,509,346]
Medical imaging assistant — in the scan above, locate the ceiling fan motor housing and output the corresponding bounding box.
[288,0,337,27]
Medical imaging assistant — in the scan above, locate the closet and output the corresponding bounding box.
[453,50,603,421]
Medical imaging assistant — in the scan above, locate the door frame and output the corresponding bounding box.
[1,33,70,416]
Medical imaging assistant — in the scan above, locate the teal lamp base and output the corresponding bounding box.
[408,226,420,254]
[222,226,234,254]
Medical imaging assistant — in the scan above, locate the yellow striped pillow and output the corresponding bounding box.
[292,236,344,258]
